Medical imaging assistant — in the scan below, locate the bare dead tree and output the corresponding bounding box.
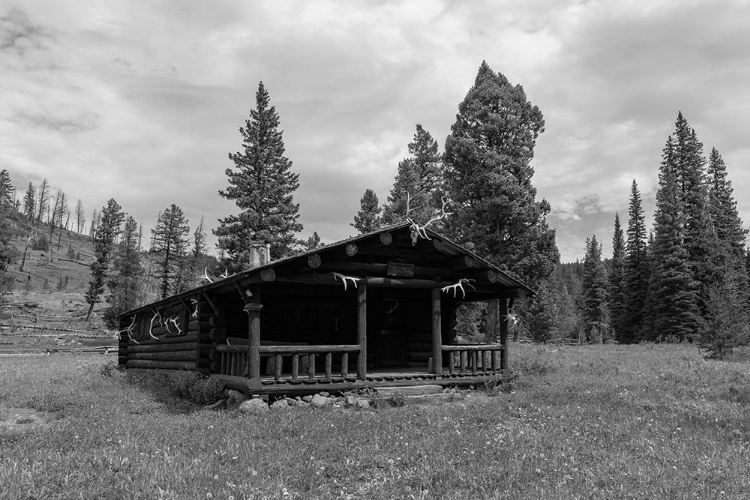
[36,178,50,225]
[75,199,85,234]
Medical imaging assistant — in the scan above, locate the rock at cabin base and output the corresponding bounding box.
[302,395,314,403]
[226,390,249,406]
[355,399,370,409]
[345,395,357,407]
[239,398,269,415]
[270,399,290,411]
[310,394,329,407]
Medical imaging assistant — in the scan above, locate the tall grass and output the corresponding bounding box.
[1,344,749,499]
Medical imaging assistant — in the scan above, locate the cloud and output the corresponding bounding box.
[2,0,749,264]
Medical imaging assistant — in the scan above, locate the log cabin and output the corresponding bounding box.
[116,222,534,395]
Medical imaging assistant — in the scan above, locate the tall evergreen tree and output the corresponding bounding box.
[104,216,144,327]
[444,61,558,287]
[0,170,13,209]
[707,147,748,287]
[649,145,703,341]
[351,189,382,234]
[608,213,626,339]
[582,235,609,343]
[151,204,190,299]
[621,180,648,343]
[85,199,124,321]
[668,113,719,312]
[215,82,303,271]
[382,124,444,225]
[22,182,35,222]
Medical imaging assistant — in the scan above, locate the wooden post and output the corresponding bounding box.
[341,352,349,379]
[499,298,509,371]
[244,303,263,389]
[357,282,367,381]
[431,288,442,376]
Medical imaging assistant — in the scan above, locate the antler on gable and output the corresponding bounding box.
[406,196,453,245]
[201,267,214,283]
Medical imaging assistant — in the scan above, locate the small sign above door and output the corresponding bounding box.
[386,262,415,277]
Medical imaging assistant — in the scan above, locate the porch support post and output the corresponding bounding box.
[431,288,442,376]
[499,298,509,371]
[244,303,264,389]
[357,282,367,381]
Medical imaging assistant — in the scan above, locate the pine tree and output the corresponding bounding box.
[0,170,13,209]
[608,213,626,339]
[649,145,703,341]
[151,204,190,299]
[621,180,648,343]
[699,274,750,359]
[304,231,322,251]
[444,61,558,287]
[22,182,35,222]
[215,82,303,271]
[351,189,382,234]
[668,113,719,313]
[707,148,748,289]
[104,216,144,327]
[582,236,609,343]
[382,124,444,225]
[85,199,124,321]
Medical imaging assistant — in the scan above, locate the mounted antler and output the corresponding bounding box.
[441,278,476,299]
[190,299,199,318]
[118,315,139,344]
[148,310,162,340]
[164,315,183,336]
[332,272,361,291]
[202,267,214,283]
[406,196,453,245]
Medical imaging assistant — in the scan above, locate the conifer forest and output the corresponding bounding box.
[1,62,748,360]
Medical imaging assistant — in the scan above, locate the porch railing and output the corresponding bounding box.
[441,344,504,375]
[214,344,361,382]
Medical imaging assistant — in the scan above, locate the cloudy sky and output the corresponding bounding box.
[2,0,749,263]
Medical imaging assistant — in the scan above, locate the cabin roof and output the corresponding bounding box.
[118,222,534,318]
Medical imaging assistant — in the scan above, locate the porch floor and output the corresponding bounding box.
[213,366,510,395]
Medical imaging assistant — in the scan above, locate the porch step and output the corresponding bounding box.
[375,384,443,397]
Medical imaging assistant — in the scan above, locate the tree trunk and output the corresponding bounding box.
[85,302,95,322]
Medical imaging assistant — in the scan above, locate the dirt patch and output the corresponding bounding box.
[0,406,55,434]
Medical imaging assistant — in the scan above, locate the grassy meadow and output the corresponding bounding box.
[1,343,749,499]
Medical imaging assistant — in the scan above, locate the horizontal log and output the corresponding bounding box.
[151,326,167,336]
[215,344,361,355]
[187,320,211,332]
[209,329,227,341]
[128,350,198,361]
[127,343,211,355]
[441,344,503,352]
[209,316,227,328]
[126,360,197,370]
[127,332,208,345]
